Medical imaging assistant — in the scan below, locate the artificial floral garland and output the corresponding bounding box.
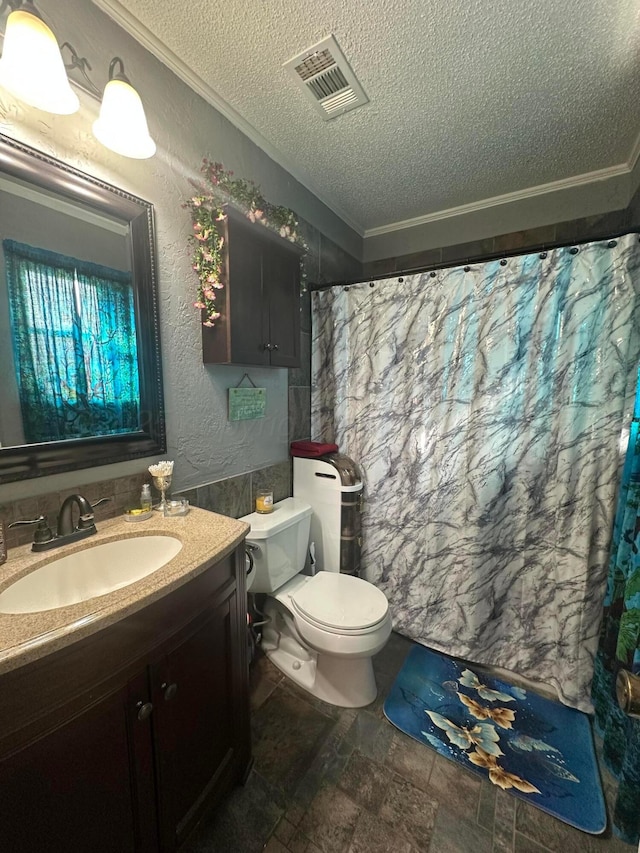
[185,158,307,327]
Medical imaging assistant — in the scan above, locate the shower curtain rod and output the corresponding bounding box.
[307,226,640,292]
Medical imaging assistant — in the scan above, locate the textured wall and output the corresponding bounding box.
[0,0,361,507]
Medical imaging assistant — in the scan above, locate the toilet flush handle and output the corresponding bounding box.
[245,546,254,576]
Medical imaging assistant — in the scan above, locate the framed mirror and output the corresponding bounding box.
[0,132,165,483]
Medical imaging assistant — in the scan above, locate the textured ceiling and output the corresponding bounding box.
[97,0,640,234]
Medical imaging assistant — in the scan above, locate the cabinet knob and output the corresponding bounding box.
[272,343,279,351]
[161,681,178,702]
[136,701,154,721]
[263,343,273,351]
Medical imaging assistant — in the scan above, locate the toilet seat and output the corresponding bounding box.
[289,572,388,634]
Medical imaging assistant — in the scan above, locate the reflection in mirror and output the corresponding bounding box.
[0,133,165,483]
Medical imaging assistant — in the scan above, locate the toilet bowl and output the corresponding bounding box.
[241,497,391,707]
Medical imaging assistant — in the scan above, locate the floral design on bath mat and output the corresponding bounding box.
[383,645,606,834]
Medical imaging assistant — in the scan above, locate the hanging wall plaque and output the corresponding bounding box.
[228,374,266,421]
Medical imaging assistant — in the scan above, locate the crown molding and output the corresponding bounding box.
[626,128,640,177]
[364,163,631,238]
[92,0,365,237]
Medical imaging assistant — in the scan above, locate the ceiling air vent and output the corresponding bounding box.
[283,35,369,121]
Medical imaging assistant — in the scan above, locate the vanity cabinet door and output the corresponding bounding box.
[150,593,240,851]
[0,671,156,853]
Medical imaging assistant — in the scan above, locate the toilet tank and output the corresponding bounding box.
[240,498,312,594]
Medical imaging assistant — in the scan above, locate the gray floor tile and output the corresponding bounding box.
[345,710,394,763]
[514,833,553,852]
[183,770,283,853]
[494,790,516,851]
[385,731,436,793]
[427,753,482,817]
[348,809,413,853]
[379,773,439,850]
[298,786,361,852]
[478,781,497,832]
[372,631,415,679]
[337,750,390,812]
[428,804,494,853]
[292,726,355,809]
[264,838,290,853]
[515,800,632,852]
[274,816,297,846]
[252,686,334,797]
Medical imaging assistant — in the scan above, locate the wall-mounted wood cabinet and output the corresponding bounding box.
[202,206,304,368]
[0,545,251,852]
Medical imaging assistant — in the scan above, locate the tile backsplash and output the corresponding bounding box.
[0,460,293,551]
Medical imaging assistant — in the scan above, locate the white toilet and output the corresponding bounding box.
[242,497,391,707]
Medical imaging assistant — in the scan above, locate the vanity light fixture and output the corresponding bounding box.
[0,0,79,114]
[92,57,156,160]
[0,0,156,159]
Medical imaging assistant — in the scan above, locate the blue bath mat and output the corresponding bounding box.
[383,645,606,834]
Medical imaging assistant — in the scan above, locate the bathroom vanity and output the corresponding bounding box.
[0,508,250,852]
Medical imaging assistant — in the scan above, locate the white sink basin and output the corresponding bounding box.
[0,536,183,614]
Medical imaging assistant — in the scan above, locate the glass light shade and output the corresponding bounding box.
[0,8,79,114]
[92,78,156,159]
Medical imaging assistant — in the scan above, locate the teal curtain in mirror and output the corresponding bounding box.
[3,239,140,443]
[592,369,640,845]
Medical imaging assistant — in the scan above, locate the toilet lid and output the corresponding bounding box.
[290,573,388,631]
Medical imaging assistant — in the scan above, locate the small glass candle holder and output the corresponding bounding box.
[163,498,190,517]
[255,489,274,513]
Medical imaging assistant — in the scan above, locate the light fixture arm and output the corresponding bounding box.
[60,41,100,100]
[108,56,130,84]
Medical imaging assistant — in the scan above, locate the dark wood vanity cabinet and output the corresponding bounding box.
[0,544,251,852]
[202,206,304,368]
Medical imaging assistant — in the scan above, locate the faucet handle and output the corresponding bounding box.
[8,515,54,544]
[91,497,111,509]
[76,497,111,530]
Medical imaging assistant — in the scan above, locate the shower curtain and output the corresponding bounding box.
[312,235,640,712]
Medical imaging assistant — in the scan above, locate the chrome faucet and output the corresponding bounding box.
[9,496,110,553]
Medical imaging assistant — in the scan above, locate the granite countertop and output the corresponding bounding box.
[0,507,249,676]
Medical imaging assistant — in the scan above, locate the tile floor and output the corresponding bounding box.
[184,632,635,853]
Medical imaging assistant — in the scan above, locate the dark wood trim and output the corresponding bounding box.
[0,132,166,483]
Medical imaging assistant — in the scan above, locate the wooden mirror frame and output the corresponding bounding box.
[0,133,166,483]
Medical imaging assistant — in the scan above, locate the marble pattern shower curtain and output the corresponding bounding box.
[312,236,640,712]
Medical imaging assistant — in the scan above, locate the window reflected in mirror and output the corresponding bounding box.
[3,239,141,445]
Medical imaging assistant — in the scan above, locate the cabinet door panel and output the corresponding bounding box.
[264,242,301,367]
[0,684,142,853]
[152,600,235,850]
[228,223,270,365]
